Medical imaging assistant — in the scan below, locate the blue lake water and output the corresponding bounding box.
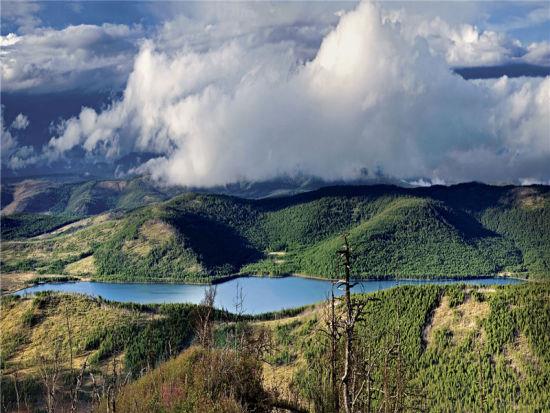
[15,276,522,315]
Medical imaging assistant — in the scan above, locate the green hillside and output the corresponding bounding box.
[1,183,549,281]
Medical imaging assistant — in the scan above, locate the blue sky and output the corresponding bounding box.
[1,1,549,185]
[3,1,548,41]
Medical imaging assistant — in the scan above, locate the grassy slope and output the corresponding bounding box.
[0,292,202,410]
[1,184,549,281]
[0,294,152,374]
[96,346,270,413]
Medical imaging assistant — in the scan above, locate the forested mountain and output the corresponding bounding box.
[2,183,549,281]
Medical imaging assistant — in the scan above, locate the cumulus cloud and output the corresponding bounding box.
[11,113,29,130]
[386,9,549,67]
[1,110,37,170]
[42,2,550,186]
[523,41,550,66]
[0,1,42,33]
[0,23,143,92]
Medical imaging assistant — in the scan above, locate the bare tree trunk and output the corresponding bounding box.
[339,235,353,413]
[38,339,63,413]
[195,286,217,348]
[65,304,74,370]
[12,370,21,413]
[330,288,340,413]
[70,358,88,413]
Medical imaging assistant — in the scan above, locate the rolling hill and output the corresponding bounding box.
[1,183,549,282]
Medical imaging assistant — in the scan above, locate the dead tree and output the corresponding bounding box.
[11,369,21,413]
[90,356,131,413]
[65,303,74,370]
[319,287,344,413]
[336,234,357,413]
[232,282,246,351]
[334,234,380,413]
[37,338,63,413]
[69,357,89,413]
[329,288,342,413]
[195,286,217,348]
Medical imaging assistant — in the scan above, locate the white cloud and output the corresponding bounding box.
[523,41,550,66]
[387,10,547,67]
[520,177,550,186]
[409,177,447,187]
[43,2,550,186]
[0,1,42,33]
[488,5,550,33]
[1,110,37,170]
[11,113,29,130]
[0,23,143,92]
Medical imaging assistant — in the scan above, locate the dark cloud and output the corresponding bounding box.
[1,23,143,92]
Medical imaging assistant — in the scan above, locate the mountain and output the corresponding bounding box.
[2,183,549,280]
[0,174,409,217]
[0,176,173,216]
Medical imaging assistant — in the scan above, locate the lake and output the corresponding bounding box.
[16,276,522,314]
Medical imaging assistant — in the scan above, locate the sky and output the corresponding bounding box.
[1,0,549,186]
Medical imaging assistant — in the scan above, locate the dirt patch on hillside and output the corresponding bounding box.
[96,180,128,192]
[1,180,55,214]
[140,220,176,243]
[123,220,176,257]
[423,294,490,347]
[503,334,539,379]
[503,187,546,209]
[65,256,96,276]
[34,213,112,239]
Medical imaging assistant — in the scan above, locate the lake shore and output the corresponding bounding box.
[1,270,528,297]
[10,275,524,314]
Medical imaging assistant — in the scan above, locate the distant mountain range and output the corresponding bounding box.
[2,181,549,281]
[0,175,411,216]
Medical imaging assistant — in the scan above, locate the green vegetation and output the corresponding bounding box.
[1,183,549,281]
[97,346,270,413]
[1,282,549,412]
[289,282,550,412]
[0,213,79,240]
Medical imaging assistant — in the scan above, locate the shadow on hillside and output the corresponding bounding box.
[166,213,263,275]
